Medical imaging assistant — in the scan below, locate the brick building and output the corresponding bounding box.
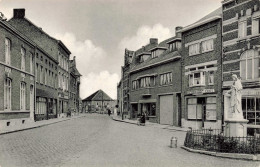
[9,9,71,118]
[0,15,36,127]
[129,31,182,125]
[180,8,223,129]
[69,56,81,113]
[222,0,260,135]
[121,49,134,119]
[82,90,115,113]
[117,79,123,115]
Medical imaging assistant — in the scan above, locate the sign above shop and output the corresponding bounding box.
[242,89,260,96]
[187,89,215,95]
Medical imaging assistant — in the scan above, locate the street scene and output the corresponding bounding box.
[0,114,258,167]
[1,0,260,166]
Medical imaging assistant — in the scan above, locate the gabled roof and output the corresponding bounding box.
[82,90,114,102]
[178,7,222,33]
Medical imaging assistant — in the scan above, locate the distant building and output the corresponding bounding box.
[180,8,222,129]
[117,79,123,115]
[222,0,260,135]
[82,90,115,113]
[0,15,36,127]
[129,31,182,125]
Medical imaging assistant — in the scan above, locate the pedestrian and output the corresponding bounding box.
[107,108,111,116]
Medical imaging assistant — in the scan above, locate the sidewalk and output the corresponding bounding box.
[112,115,189,132]
[0,114,87,135]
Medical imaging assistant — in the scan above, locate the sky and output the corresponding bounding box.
[0,0,223,99]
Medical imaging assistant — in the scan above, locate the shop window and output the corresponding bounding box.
[160,72,172,85]
[242,97,260,125]
[201,39,214,53]
[187,97,216,120]
[36,97,47,114]
[141,103,156,116]
[189,43,200,56]
[240,49,259,80]
[4,78,12,110]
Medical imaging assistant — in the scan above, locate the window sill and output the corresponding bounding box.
[189,85,206,88]
[201,49,214,54]
[158,84,173,87]
[189,53,200,57]
[0,110,30,113]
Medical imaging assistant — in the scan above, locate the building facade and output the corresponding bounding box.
[222,0,260,135]
[69,56,81,114]
[82,90,115,113]
[180,8,223,129]
[117,80,123,115]
[0,16,36,128]
[121,49,134,119]
[9,9,71,118]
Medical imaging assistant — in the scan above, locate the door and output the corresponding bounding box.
[160,95,174,125]
[30,85,34,119]
[197,97,206,128]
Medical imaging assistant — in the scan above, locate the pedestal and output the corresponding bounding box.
[225,119,249,137]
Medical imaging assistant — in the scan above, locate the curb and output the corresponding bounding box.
[0,115,87,136]
[181,146,259,161]
[112,118,137,125]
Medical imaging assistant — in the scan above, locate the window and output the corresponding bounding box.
[132,80,137,90]
[160,72,172,85]
[30,53,33,74]
[201,39,214,53]
[252,18,260,35]
[151,51,157,58]
[45,69,48,85]
[240,49,259,80]
[36,63,38,82]
[5,38,11,65]
[242,97,260,125]
[20,82,26,110]
[189,43,200,56]
[141,103,156,116]
[140,77,151,88]
[238,21,247,38]
[4,78,11,110]
[208,71,214,85]
[169,43,176,52]
[176,41,181,50]
[21,48,25,71]
[189,72,205,86]
[139,55,144,63]
[40,66,43,84]
[187,97,216,120]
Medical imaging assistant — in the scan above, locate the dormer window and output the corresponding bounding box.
[151,51,157,58]
[169,41,181,52]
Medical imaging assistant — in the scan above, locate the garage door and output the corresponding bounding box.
[160,95,174,125]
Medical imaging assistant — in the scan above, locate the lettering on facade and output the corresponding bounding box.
[187,89,215,95]
[242,89,260,96]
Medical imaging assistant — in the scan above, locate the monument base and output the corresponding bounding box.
[225,119,249,137]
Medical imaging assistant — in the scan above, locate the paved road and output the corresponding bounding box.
[0,114,259,167]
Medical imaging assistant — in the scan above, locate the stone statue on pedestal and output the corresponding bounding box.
[224,74,248,137]
[225,74,243,119]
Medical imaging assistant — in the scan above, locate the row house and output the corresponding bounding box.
[129,31,182,125]
[222,0,260,135]
[0,15,36,127]
[121,49,134,119]
[69,56,81,113]
[117,79,123,115]
[9,9,72,118]
[180,8,223,129]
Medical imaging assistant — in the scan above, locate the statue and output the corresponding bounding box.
[225,74,244,119]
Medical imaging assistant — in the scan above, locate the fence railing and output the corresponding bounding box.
[184,129,260,154]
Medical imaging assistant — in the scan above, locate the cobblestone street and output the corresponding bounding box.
[0,114,259,167]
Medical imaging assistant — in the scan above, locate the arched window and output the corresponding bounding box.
[240,49,259,80]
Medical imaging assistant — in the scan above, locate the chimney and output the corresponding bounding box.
[150,38,158,45]
[13,9,25,18]
[175,26,183,38]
